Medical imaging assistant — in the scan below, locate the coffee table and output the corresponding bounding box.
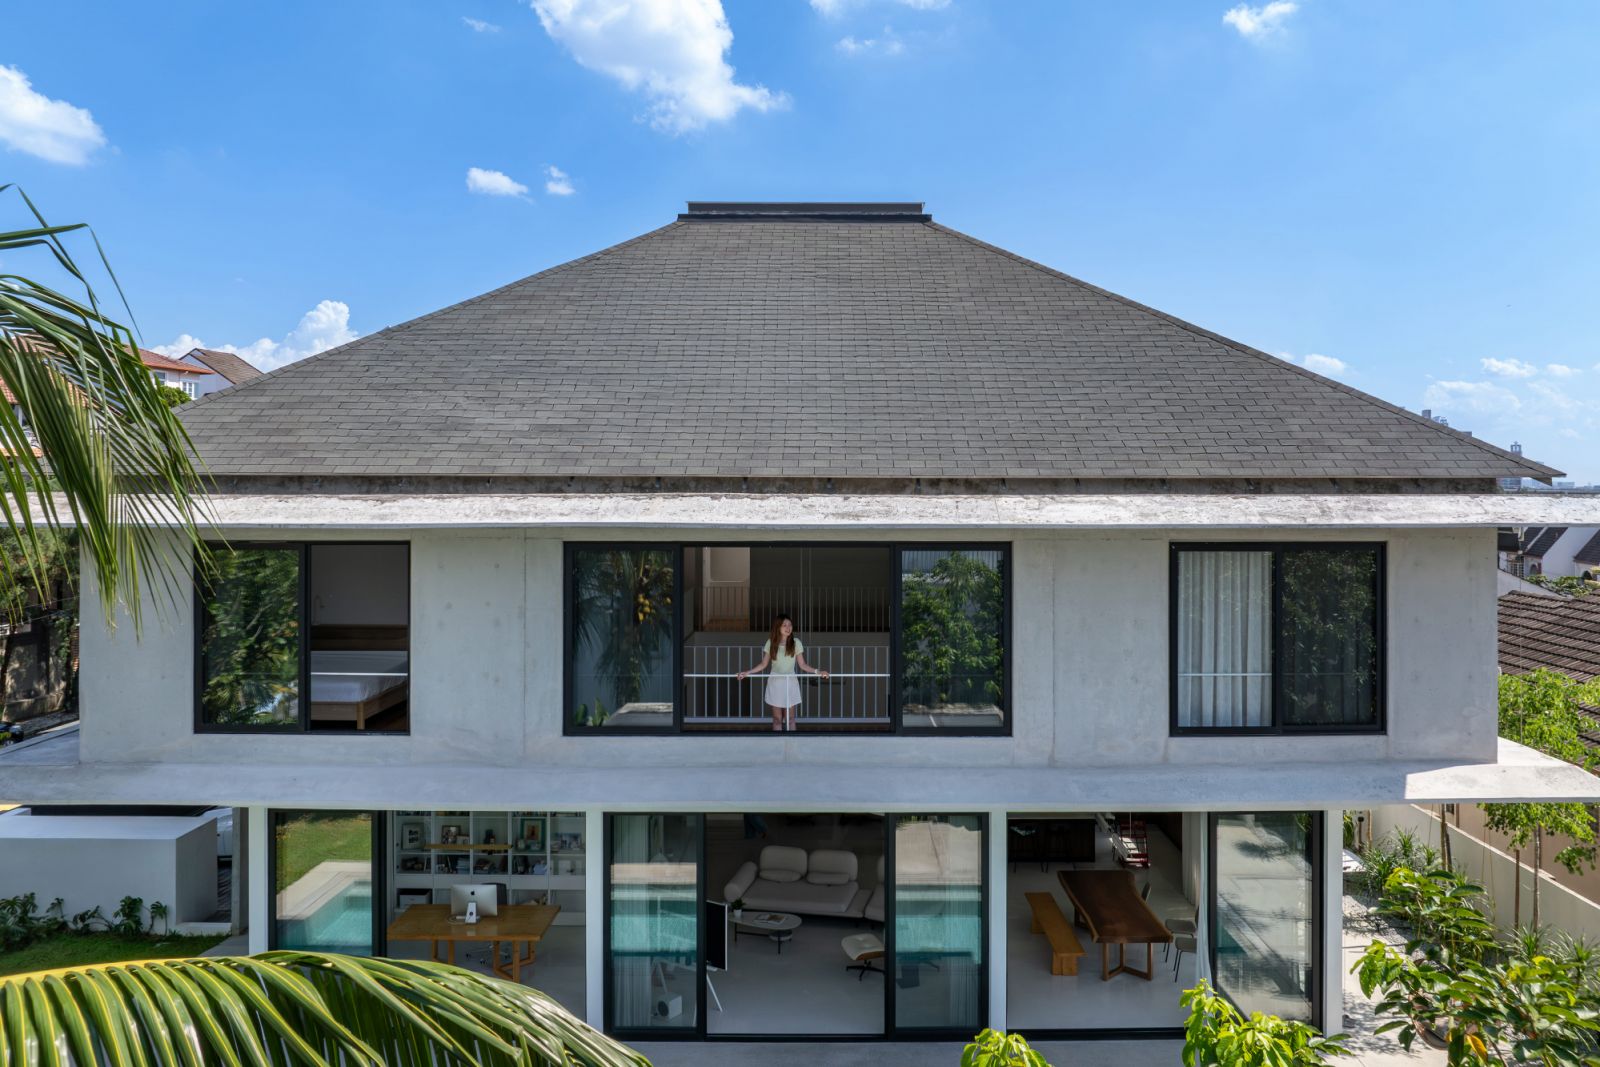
[732,911,802,954]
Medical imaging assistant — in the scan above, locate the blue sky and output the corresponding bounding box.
[4,0,1597,480]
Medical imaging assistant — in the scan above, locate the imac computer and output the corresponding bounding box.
[450,883,500,921]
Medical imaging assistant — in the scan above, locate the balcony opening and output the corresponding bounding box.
[682,546,892,732]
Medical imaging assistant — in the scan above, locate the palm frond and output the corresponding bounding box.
[0,953,651,1067]
[0,184,212,630]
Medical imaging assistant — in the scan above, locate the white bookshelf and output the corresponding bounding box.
[390,810,587,927]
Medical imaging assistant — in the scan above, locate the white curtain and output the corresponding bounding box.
[1178,551,1271,728]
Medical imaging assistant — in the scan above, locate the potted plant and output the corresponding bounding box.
[730,898,746,921]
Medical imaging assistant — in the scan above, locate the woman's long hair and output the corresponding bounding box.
[768,614,796,658]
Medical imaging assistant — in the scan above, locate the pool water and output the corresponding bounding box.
[280,881,374,953]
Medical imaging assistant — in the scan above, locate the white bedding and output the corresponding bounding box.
[311,650,409,703]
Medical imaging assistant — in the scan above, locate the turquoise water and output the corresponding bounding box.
[280,881,373,953]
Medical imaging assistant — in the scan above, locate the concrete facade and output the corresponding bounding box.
[81,525,1505,778]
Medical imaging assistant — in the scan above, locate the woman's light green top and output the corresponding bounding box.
[763,638,803,675]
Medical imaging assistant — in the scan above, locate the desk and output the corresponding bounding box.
[1058,869,1172,981]
[386,904,559,983]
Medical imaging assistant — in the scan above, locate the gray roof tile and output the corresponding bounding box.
[178,210,1558,482]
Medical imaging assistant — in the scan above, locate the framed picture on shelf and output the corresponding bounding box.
[440,824,463,845]
[401,823,423,850]
[521,819,545,851]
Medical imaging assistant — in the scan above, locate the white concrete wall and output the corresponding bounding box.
[0,810,219,925]
[78,526,1500,778]
[1371,804,1600,938]
[1542,527,1598,579]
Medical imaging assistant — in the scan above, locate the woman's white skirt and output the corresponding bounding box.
[764,673,802,709]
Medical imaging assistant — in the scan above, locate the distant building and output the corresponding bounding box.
[139,349,215,399]
[177,348,264,395]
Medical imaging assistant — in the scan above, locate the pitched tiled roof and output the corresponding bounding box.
[1526,526,1569,558]
[1500,590,1600,747]
[177,203,1562,483]
[1574,530,1600,567]
[183,348,263,385]
[139,349,213,375]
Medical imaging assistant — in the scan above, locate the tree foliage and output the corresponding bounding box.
[0,951,650,1067]
[570,548,674,726]
[962,1028,1052,1067]
[1181,979,1349,1067]
[899,550,1004,708]
[198,547,301,725]
[0,185,211,630]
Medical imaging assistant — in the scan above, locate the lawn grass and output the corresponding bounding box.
[275,812,372,892]
[0,932,228,977]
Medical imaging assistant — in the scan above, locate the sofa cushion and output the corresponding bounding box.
[806,849,858,886]
[759,845,808,883]
[724,861,758,903]
[742,878,861,915]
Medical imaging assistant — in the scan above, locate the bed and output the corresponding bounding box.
[310,649,409,729]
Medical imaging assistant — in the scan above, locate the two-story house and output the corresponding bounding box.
[4,201,1599,1046]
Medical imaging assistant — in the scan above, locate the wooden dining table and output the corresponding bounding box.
[386,903,560,983]
[1057,869,1173,981]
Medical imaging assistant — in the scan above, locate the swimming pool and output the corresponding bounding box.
[279,880,373,953]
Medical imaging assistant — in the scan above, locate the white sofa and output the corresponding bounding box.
[724,845,872,919]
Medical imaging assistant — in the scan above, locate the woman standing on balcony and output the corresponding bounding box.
[737,614,828,732]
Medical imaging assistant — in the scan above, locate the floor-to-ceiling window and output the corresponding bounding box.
[892,814,986,1034]
[271,810,378,953]
[607,813,702,1035]
[1209,812,1322,1025]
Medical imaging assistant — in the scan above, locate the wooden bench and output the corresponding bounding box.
[1025,891,1086,976]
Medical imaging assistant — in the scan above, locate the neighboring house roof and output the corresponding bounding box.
[1520,526,1546,551]
[1499,590,1600,747]
[139,349,214,375]
[1574,530,1600,567]
[176,201,1560,484]
[182,348,263,385]
[1525,526,1569,558]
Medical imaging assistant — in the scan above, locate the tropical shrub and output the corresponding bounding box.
[1356,865,1600,1065]
[900,550,1004,708]
[1181,980,1348,1067]
[962,1029,1051,1067]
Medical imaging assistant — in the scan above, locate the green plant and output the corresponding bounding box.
[112,895,145,936]
[1482,669,1600,928]
[899,550,1004,708]
[147,900,169,935]
[1355,828,1440,902]
[1357,865,1600,1065]
[1526,574,1596,597]
[1181,980,1349,1067]
[0,951,651,1066]
[962,1028,1051,1067]
[0,184,212,630]
[0,893,67,951]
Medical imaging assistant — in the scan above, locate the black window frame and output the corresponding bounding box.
[563,541,1012,738]
[194,540,411,736]
[1168,541,1386,737]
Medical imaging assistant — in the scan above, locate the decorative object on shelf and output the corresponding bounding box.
[440,824,463,845]
[512,856,528,875]
[401,823,423,849]
[400,857,427,873]
[532,860,548,875]
[521,819,544,851]
[483,828,497,845]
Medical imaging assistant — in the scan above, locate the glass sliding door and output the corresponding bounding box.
[898,549,1006,730]
[607,814,701,1034]
[892,814,985,1034]
[1209,812,1321,1024]
[272,810,376,953]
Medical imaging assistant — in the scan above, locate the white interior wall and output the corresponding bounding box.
[309,544,408,625]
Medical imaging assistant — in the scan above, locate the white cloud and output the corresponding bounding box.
[151,300,359,373]
[1423,379,1522,416]
[1278,351,1350,378]
[544,164,575,196]
[811,0,948,14]
[0,65,106,165]
[1480,356,1537,378]
[837,27,904,56]
[530,0,787,134]
[1546,363,1580,378]
[1222,1,1298,40]
[466,166,529,197]
[463,16,501,32]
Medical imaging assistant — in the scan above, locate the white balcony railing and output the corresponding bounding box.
[681,643,890,725]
